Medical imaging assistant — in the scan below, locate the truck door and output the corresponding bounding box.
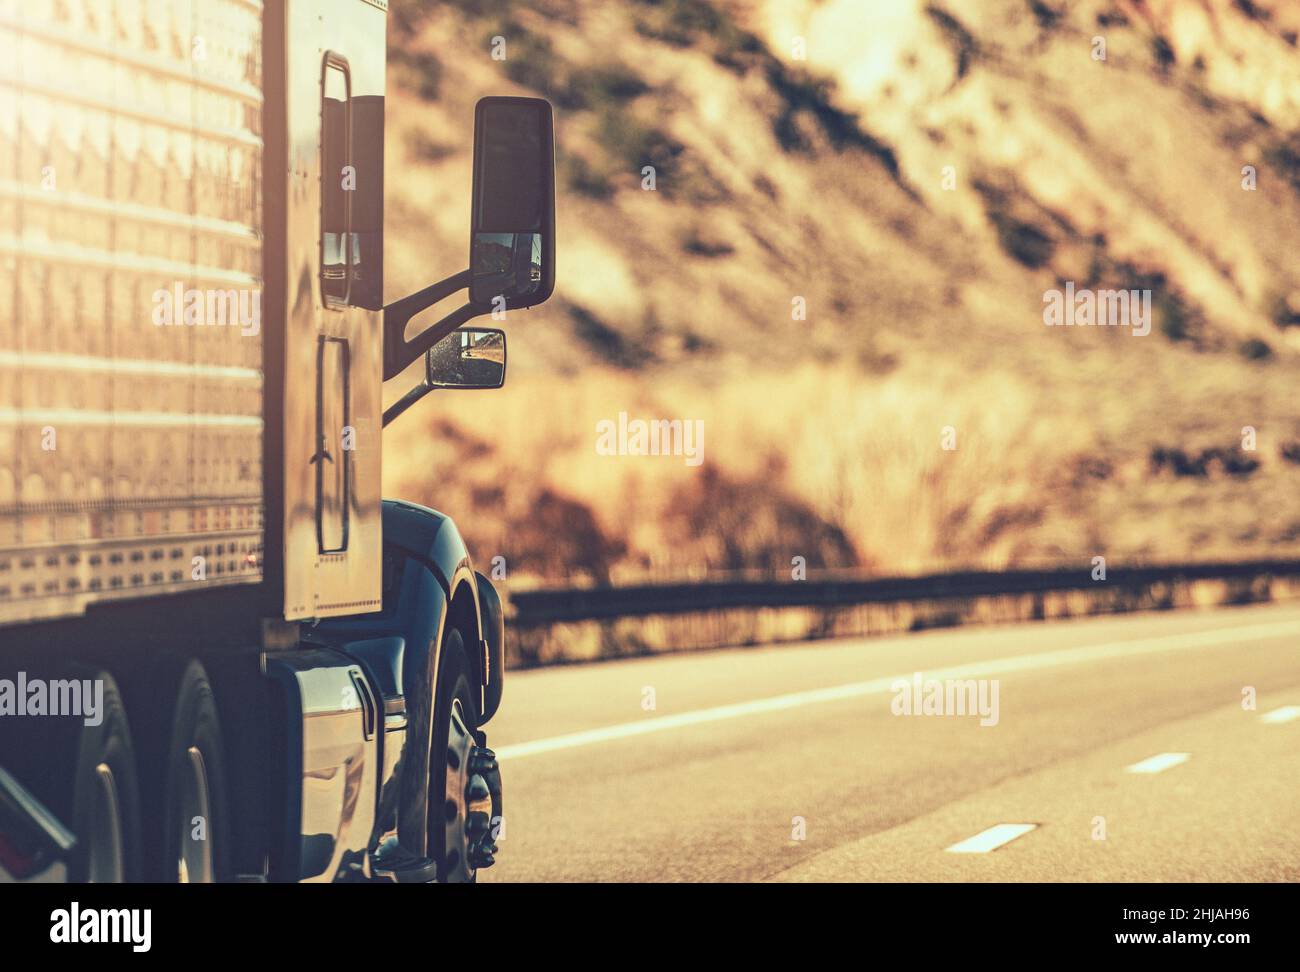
[270,0,386,619]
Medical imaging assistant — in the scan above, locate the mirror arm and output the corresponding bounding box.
[382,381,433,429]
[382,269,488,380]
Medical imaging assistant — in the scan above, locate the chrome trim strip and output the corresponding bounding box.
[0,76,263,149]
[0,350,261,381]
[0,408,263,428]
[0,235,260,288]
[0,182,261,243]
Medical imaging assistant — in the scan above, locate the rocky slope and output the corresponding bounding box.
[382,0,1300,585]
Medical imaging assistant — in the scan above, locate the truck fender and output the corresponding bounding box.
[474,571,505,724]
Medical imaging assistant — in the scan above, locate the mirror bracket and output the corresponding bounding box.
[382,381,432,428]
[382,269,492,381]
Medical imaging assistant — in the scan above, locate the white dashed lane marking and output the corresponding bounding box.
[1260,705,1300,725]
[945,824,1038,854]
[1126,752,1190,774]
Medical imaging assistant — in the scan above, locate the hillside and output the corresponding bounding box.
[381,0,1300,586]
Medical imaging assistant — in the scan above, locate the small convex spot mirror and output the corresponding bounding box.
[426,327,507,390]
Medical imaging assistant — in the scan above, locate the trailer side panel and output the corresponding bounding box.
[0,0,266,625]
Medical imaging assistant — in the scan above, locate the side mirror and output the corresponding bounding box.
[426,327,506,390]
[381,97,555,383]
[469,96,556,310]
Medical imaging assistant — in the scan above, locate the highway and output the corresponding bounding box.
[482,602,1300,882]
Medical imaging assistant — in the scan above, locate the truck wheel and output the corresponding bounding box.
[430,629,490,883]
[159,661,230,883]
[57,669,142,882]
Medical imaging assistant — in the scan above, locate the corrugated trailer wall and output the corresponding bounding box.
[0,0,265,625]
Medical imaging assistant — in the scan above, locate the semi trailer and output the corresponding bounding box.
[0,0,556,883]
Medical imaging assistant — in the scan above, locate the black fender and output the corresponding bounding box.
[382,500,492,709]
[475,570,505,723]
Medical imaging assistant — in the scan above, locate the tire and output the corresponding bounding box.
[47,669,143,883]
[155,661,231,883]
[429,628,480,883]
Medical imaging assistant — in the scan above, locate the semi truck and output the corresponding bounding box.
[0,0,556,883]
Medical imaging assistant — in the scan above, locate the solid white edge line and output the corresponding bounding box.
[495,618,1300,761]
[945,823,1038,854]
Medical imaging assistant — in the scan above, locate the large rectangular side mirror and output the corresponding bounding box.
[382,97,555,384]
[469,97,556,310]
[426,327,507,390]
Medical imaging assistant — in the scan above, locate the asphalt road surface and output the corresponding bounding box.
[482,602,1300,882]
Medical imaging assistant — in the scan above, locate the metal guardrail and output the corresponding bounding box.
[508,559,1300,626]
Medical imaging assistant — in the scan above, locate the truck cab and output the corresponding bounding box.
[0,0,554,884]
